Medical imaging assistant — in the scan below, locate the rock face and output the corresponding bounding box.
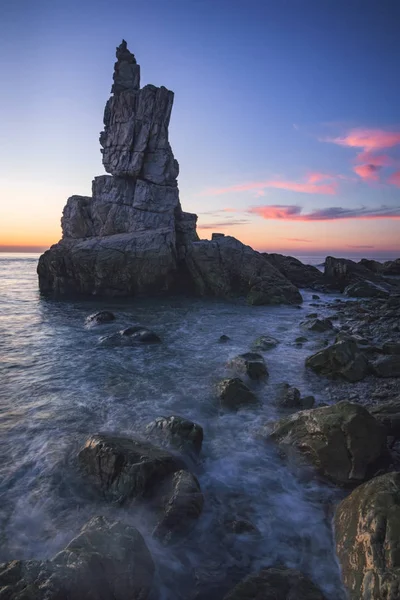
[37,41,302,306]
[269,401,385,486]
[324,256,394,293]
[223,567,327,600]
[334,472,400,600]
[0,515,155,600]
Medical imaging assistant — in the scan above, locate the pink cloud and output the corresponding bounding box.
[355,151,394,166]
[388,171,400,187]
[203,173,337,196]
[353,164,381,181]
[248,204,400,221]
[330,128,400,151]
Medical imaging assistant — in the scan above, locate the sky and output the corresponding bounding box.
[0,0,400,257]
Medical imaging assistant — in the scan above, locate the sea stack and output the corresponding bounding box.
[37,41,302,305]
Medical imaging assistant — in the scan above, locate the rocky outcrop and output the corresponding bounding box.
[145,415,203,455]
[324,256,394,293]
[216,378,258,410]
[37,41,302,306]
[0,516,155,600]
[223,567,327,600]
[345,279,390,298]
[228,352,268,380]
[262,253,325,289]
[334,472,400,600]
[268,401,385,486]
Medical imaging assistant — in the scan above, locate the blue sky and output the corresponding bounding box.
[1,0,399,255]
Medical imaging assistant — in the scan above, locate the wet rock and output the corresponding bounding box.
[382,340,400,355]
[301,318,333,332]
[78,434,183,503]
[275,383,301,408]
[334,472,400,600]
[223,567,327,600]
[219,334,231,343]
[262,252,325,289]
[228,352,268,380]
[252,335,279,350]
[367,398,400,437]
[224,518,259,535]
[295,336,308,343]
[145,415,203,455]
[269,401,385,486]
[86,310,116,325]
[305,338,370,382]
[312,294,320,300]
[345,280,390,298]
[0,515,154,600]
[372,354,400,377]
[216,378,257,410]
[151,469,204,544]
[301,395,316,409]
[121,327,161,343]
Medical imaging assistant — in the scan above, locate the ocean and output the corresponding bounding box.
[1,251,395,598]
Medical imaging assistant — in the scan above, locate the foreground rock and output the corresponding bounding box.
[269,401,385,485]
[223,567,327,600]
[145,415,203,455]
[0,516,154,600]
[78,434,183,502]
[228,352,268,380]
[37,41,302,306]
[335,472,400,600]
[262,253,325,289]
[306,337,369,382]
[216,378,257,410]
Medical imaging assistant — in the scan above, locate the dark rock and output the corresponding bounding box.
[312,294,320,300]
[216,378,258,410]
[151,470,204,544]
[78,434,183,503]
[382,341,400,355]
[219,334,231,343]
[371,355,400,377]
[0,516,154,600]
[228,352,268,380]
[302,318,333,332]
[345,280,390,298]
[251,335,279,350]
[86,310,116,325]
[367,398,400,437]
[324,256,395,292]
[223,567,327,600]
[301,395,316,409]
[275,383,301,408]
[121,327,161,343]
[295,336,308,343]
[224,518,259,535]
[145,415,203,455]
[382,258,400,275]
[334,472,400,600]
[305,338,370,382]
[269,401,385,486]
[262,253,325,289]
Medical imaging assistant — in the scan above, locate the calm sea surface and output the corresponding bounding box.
[1,251,395,598]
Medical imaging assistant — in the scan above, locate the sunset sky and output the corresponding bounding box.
[1,0,399,256]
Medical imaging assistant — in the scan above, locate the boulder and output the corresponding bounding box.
[345,280,390,298]
[269,401,385,485]
[86,310,116,325]
[334,472,400,600]
[151,469,204,544]
[367,398,400,437]
[262,253,325,289]
[78,434,183,503]
[324,256,394,292]
[252,335,279,350]
[274,383,315,410]
[371,355,400,378]
[305,338,370,382]
[0,515,154,600]
[216,378,257,410]
[228,352,268,380]
[145,415,203,455]
[121,327,161,343]
[301,318,333,332]
[219,334,231,343]
[223,567,327,600]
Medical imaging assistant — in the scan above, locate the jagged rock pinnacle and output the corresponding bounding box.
[112,39,140,94]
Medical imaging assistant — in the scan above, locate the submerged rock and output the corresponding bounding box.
[223,567,327,600]
[228,352,268,380]
[219,334,231,343]
[269,401,385,486]
[145,415,203,455]
[274,383,315,410]
[334,472,400,600]
[86,310,116,325]
[78,434,183,503]
[305,338,369,382]
[0,515,155,600]
[121,327,161,343]
[252,335,279,350]
[301,317,333,332]
[216,378,257,410]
